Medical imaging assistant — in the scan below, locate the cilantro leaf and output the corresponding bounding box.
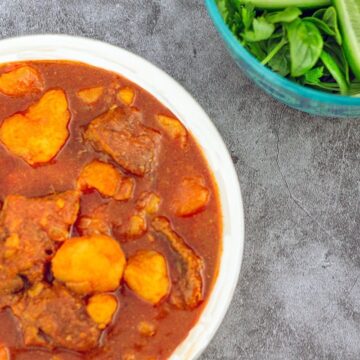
[304,66,324,84]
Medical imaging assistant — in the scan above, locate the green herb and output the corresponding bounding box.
[243,17,275,42]
[268,44,291,76]
[266,7,302,24]
[324,40,350,83]
[309,7,342,44]
[216,0,359,95]
[261,36,287,66]
[320,50,349,94]
[304,66,324,84]
[242,4,255,30]
[323,7,342,45]
[287,20,323,77]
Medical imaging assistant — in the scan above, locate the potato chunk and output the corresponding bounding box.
[52,235,126,294]
[77,86,103,104]
[136,192,161,214]
[0,65,43,96]
[0,345,9,360]
[86,294,118,329]
[124,250,170,304]
[156,115,187,147]
[0,89,70,165]
[117,87,135,105]
[78,160,134,200]
[172,177,210,217]
[127,215,147,238]
[138,321,156,337]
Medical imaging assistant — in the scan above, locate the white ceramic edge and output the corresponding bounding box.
[0,34,245,360]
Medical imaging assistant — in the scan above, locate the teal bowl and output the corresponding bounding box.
[205,0,360,118]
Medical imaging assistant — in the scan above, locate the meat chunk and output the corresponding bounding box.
[0,65,43,96]
[117,87,135,106]
[85,209,147,242]
[84,107,161,176]
[77,204,111,237]
[77,86,103,104]
[156,115,187,148]
[0,271,24,309]
[0,90,70,165]
[152,217,204,309]
[77,202,138,240]
[77,160,134,201]
[114,213,147,241]
[52,234,126,295]
[124,250,170,305]
[0,191,80,307]
[114,192,161,241]
[11,284,100,352]
[172,177,210,217]
[1,191,80,243]
[77,208,108,238]
[86,294,118,329]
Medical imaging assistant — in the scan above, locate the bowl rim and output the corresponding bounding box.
[0,34,245,360]
[205,0,360,107]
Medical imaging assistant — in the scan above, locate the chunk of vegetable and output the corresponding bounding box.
[217,1,360,95]
[156,115,187,147]
[287,19,324,77]
[86,294,118,329]
[137,192,161,214]
[52,235,126,294]
[28,283,45,298]
[122,354,136,360]
[0,90,70,165]
[117,87,135,105]
[138,321,156,337]
[0,65,43,96]
[77,86,104,104]
[127,215,147,238]
[124,250,170,304]
[0,345,9,360]
[334,0,360,79]
[172,177,210,217]
[78,160,134,201]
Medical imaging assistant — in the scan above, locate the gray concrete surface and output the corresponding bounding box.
[1,1,359,359]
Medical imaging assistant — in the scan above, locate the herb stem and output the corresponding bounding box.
[320,50,349,95]
[261,37,287,66]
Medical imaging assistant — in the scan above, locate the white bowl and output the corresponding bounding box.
[0,35,244,360]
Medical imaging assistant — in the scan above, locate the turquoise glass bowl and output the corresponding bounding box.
[205,0,360,118]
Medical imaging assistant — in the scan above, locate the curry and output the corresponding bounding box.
[0,61,222,360]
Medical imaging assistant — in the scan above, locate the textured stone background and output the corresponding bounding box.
[1,1,359,359]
